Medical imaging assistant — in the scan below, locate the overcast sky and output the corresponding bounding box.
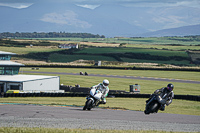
[0,0,200,9]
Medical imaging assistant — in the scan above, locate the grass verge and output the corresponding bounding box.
[20,67,200,95]
[1,127,198,133]
[0,97,199,116]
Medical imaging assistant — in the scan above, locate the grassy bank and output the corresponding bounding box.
[1,127,198,133]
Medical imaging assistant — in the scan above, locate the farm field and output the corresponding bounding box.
[1,37,200,66]
[48,53,190,66]
[0,45,193,66]
[74,47,188,56]
[20,36,200,46]
[48,53,116,63]
[126,44,200,51]
[0,46,63,55]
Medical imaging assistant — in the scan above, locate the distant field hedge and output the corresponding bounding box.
[22,65,200,72]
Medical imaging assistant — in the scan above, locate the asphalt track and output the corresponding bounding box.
[22,71,200,84]
[0,104,200,132]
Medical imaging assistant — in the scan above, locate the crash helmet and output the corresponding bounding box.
[167,83,174,91]
[102,79,109,88]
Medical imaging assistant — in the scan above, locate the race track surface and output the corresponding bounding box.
[0,104,200,132]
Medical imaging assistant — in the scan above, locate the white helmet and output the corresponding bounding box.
[103,79,109,88]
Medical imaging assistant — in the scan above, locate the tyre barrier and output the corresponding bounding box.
[111,93,150,98]
[3,93,88,98]
[2,93,200,101]
[60,86,90,93]
[174,95,200,101]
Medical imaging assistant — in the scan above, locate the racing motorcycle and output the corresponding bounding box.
[144,94,162,115]
[83,89,102,110]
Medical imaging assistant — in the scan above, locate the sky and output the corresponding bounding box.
[0,0,199,36]
[0,0,200,9]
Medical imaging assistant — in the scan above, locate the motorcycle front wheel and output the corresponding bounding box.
[149,101,159,113]
[83,99,93,110]
[144,101,159,114]
[83,104,87,110]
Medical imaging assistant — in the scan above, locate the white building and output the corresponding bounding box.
[0,75,60,93]
[0,51,61,93]
[58,43,78,49]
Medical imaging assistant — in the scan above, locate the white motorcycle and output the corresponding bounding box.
[83,89,102,110]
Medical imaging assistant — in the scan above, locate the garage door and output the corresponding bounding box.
[10,85,19,90]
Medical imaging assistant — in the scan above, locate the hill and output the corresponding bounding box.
[0,1,200,37]
[136,24,200,37]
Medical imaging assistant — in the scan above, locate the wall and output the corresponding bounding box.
[23,77,59,92]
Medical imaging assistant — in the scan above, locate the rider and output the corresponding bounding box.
[90,79,109,104]
[146,83,174,111]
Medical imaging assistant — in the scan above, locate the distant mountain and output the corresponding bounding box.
[135,24,200,37]
[0,2,200,37]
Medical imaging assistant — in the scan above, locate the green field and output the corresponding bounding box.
[0,46,63,55]
[20,36,200,45]
[126,44,200,51]
[48,53,190,65]
[48,47,191,65]
[121,58,190,65]
[74,47,189,57]
[49,53,116,62]
[20,68,200,96]
[1,45,192,66]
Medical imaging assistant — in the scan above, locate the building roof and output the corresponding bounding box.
[59,43,78,47]
[0,51,17,55]
[0,74,59,82]
[0,61,25,66]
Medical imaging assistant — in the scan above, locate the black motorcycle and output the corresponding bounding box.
[144,94,162,115]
